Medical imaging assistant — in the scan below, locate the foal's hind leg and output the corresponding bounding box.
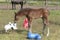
[42,17,46,35]
[42,16,49,35]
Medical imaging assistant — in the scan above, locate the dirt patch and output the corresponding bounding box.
[0,3,60,10]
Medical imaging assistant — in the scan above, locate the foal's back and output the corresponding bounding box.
[16,8,49,19]
[23,8,49,19]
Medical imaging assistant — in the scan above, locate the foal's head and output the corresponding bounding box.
[14,10,26,23]
[14,8,31,23]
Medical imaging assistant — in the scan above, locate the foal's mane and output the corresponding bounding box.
[15,8,32,15]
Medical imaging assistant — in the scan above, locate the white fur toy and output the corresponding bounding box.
[4,22,17,32]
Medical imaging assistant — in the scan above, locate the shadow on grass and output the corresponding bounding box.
[49,21,60,25]
[0,29,28,34]
[0,30,9,34]
[14,29,28,34]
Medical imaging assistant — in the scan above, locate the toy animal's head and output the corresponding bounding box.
[9,22,17,30]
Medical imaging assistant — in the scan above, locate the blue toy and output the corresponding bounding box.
[27,32,41,40]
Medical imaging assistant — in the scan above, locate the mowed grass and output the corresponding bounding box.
[0,10,60,40]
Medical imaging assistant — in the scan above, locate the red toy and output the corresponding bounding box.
[23,18,28,30]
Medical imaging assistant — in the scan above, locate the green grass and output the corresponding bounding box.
[0,0,6,1]
[0,10,60,40]
[27,1,60,6]
[0,1,60,6]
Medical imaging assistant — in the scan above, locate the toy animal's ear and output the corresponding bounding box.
[9,22,11,24]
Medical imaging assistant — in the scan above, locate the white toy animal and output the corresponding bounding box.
[4,22,17,32]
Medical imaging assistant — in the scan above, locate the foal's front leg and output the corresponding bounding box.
[28,18,32,32]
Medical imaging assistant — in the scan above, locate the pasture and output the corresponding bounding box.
[0,9,60,40]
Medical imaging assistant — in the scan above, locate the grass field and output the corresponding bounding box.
[0,10,60,40]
